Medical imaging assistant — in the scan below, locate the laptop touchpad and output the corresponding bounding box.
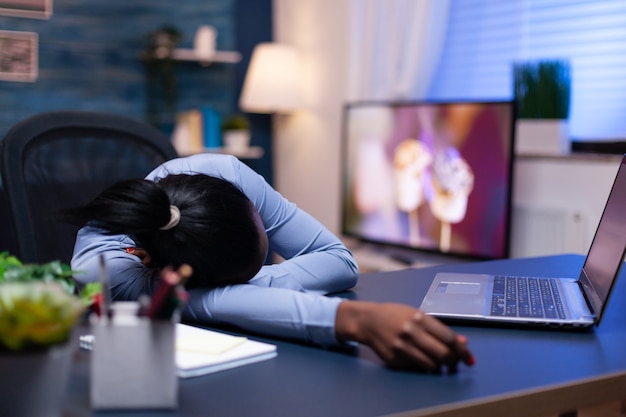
[438,282,481,295]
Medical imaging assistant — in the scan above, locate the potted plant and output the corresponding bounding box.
[513,59,571,155]
[0,252,93,417]
[221,113,251,151]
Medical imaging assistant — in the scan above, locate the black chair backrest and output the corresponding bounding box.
[0,110,178,264]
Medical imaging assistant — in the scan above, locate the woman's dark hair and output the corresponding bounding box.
[62,174,264,289]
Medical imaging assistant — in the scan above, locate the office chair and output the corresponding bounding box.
[0,110,178,264]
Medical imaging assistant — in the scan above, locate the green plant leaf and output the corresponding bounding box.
[221,114,250,131]
[0,254,77,294]
[79,282,103,306]
[0,251,22,280]
[513,59,571,119]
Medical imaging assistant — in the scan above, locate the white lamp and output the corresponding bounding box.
[239,43,303,113]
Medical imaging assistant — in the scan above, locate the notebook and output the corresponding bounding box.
[175,323,277,378]
[420,154,626,329]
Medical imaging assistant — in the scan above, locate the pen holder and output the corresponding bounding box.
[90,302,178,410]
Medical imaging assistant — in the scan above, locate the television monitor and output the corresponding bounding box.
[341,100,515,260]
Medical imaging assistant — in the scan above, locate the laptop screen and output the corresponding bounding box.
[579,155,626,322]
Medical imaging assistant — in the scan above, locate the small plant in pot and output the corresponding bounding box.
[0,252,95,417]
[513,59,571,155]
[221,113,251,151]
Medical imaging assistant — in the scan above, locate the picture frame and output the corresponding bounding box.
[0,30,38,82]
[0,0,52,20]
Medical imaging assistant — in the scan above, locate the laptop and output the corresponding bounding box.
[419,154,626,329]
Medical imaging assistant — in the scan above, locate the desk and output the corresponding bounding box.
[62,254,626,417]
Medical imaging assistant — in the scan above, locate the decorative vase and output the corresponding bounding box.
[0,341,74,417]
[222,129,251,152]
[515,118,570,155]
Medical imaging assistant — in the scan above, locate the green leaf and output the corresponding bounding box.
[513,59,571,119]
[0,253,77,294]
[0,251,22,281]
[79,282,103,306]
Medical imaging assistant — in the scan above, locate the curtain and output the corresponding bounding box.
[346,0,450,101]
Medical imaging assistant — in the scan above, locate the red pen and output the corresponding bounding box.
[92,292,103,317]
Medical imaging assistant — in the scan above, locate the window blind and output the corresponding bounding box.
[428,0,626,141]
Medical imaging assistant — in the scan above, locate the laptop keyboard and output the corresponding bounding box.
[490,276,566,319]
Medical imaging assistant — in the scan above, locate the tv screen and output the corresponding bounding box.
[341,100,515,260]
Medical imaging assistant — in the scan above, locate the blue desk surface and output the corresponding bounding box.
[64,254,626,417]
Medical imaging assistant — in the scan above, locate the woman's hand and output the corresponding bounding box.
[335,301,475,373]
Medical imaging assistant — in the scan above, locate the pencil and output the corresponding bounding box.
[98,253,112,320]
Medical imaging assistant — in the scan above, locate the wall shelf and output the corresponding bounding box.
[140,49,242,66]
[179,146,264,160]
[171,49,242,65]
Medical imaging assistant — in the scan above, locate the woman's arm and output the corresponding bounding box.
[249,208,359,295]
[185,284,345,346]
[240,161,359,294]
[71,226,158,299]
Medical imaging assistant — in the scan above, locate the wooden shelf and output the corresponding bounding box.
[171,49,242,65]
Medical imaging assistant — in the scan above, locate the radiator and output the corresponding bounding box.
[510,206,587,258]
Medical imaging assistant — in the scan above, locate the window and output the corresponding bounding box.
[429,0,626,142]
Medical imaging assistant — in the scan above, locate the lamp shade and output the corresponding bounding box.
[239,43,302,113]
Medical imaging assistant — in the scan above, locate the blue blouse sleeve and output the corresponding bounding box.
[71,154,358,346]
